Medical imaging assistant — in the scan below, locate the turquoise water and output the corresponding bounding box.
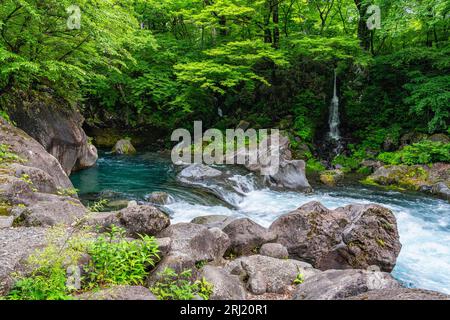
[71,152,450,295]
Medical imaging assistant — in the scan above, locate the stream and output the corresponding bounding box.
[71,151,450,295]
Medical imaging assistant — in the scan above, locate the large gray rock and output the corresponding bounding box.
[77,286,157,300]
[0,117,73,189]
[7,95,97,175]
[145,192,173,205]
[178,164,222,181]
[222,218,276,256]
[244,135,312,192]
[345,288,450,300]
[269,201,401,272]
[87,205,170,237]
[200,265,246,300]
[292,269,401,300]
[225,255,320,295]
[191,215,235,229]
[432,182,450,201]
[259,243,289,259]
[149,224,230,282]
[0,227,47,295]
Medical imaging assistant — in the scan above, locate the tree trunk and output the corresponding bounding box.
[354,0,371,51]
[273,0,280,48]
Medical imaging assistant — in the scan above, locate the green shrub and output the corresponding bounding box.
[306,158,326,172]
[332,155,361,172]
[151,268,213,300]
[88,199,109,212]
[378,141,450,165]
[86,225,160,287]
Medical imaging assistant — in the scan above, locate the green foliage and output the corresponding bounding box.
[151,268,213,300]
[56,188,79,197]
[86,225,160,287]
[293,273,305,285]
[377,141,450,165]
[306,158,326,173]
[332,155,361,173]
[88,199,109,213]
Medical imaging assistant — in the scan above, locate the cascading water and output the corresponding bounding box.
[71,152,450,294]
[328,70,344,155]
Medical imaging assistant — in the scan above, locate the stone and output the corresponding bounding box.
[0,216,14,229]
[200,265,246,300]
[400,132,428,147]
[259,243,289,259]
[112,139,136,155]
[7,94,97,175]
[145,192,173,205]
[292,269,401,300]
[87,205,170,237]
[222,218,277,256]
[225,255,320,295]
[191,215,235,229]
[345,288,450,300]
[431,182,450,201]
[77,286,157,300]
[320,170,344,187]
[0,227,47,295]
[428,134,450,144]
[269,201,401,272]
[155,237,172,256]
[178,164,222,181]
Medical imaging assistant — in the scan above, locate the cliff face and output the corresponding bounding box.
[7,91,97,175]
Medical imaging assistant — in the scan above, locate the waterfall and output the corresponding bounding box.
[328,70,341,141]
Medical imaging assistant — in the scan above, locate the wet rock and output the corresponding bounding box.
[178,164,222,181]
[145,192,173,205]
[0,227,47,295]
[191,215,235,229]
[222,218,277,256]
[225,255,319,295]
[77,286,157,300]
[112,139,136,155]
[7,94,97,175]
[201,265,246,300]
[320,170,344,187]
[259,243,289,259]
[269,201,401,272]
[292,269,401,300]
[431,183,450,201]
[345,288,450,300]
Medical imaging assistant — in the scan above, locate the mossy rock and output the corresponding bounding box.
[112,139,137,155]
[320,170,344,187]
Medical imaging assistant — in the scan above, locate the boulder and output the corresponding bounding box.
[269,201,401,272]
[149,224,230,281]
[292,269,401,300]
[112,139,136,155]
[118,205,170,236]
[0,117,73,189]
[222,218,277,256]
[428,134,450,144]
[431,183,450,201]
[155,237,172,256]
[259,243,289,259]
[320,170,344,187]
[225,255,320,295]
[191,215,235,229]
[400,132,428,147]
[7,93,97,175]
[178,164,222,181]
[87,205,170,237]
[200,265,246,300]
[144,192,173,205]
[0,227,47,295]
[77,286,157,300]
[345,288,450,300]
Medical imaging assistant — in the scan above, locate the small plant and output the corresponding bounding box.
[57,188,79,197]
[195,260,208,270]
[88,199,109,212]
[151,268,213,300]
[20,174,37,192]
[293,273,305,285]
[0,144,24,165]
[377,141,450,165]
[86,225,160,287]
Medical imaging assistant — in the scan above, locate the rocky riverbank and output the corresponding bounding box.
[1,119,449,300]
